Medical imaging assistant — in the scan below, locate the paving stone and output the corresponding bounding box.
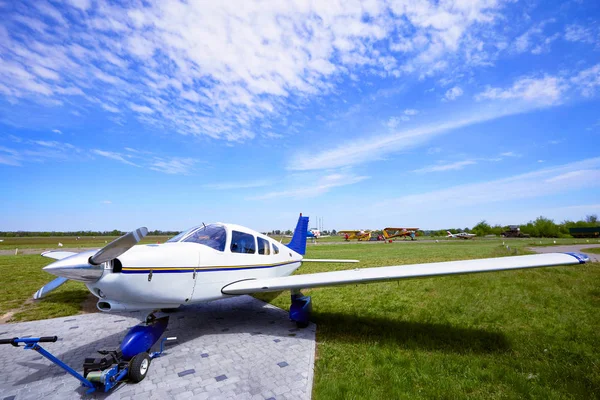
[0,295,315,399]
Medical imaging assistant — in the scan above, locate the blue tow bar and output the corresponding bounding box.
[0,316,176,394]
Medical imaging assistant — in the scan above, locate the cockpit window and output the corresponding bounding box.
[167,229,192,243]
[230,231,256,254]
[273,244,279,254]
[257,237,270,255]
[167,224,227,252]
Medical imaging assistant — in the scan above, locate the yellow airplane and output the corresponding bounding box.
[382,227,419,241]
[339,230,371,241]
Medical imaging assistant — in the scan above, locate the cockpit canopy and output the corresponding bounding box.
[166,224,227,251]
[167,223,280,255]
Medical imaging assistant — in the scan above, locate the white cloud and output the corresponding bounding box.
[102,200,112,204]
[52,129,62,134]
[290,106,531,171]
[477,76,565,105]
[65,0,91,12]
[262,132,283,139]
[102,104,121,113]
[413,160,476,173]
[0,0,508,142]
[571,64,600,97]
[92,149,139,167]
[386,115,410,129]
[564,24,595,44]
[404,109,418,116]
[203,180,272,190]
[150,158,196,175]
[379,158,600,209]
[444,86,463,101]
[250,173,368,200]
[130,104,154,114]
[512,19,558,55]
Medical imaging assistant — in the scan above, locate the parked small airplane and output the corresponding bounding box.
[34,214,588,328]
[447,231,476,240]
[339,230,371,241]
[383,227,419,241]
[309,228,331,239]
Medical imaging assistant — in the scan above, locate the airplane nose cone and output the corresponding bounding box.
[43,250,104,283]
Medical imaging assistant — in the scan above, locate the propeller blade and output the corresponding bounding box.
[33,277,68,300]
[89,227,148,265]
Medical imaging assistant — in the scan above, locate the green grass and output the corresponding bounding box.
[257,241,600,399]
[0,235,173,250]
[1,239,598,398]
[0,255,89,321]
[581,247,600,254]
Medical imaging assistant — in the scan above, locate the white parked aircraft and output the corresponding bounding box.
[35,214,588,327]
[447,231,476,240]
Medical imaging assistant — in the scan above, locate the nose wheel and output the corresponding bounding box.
[128,352,151,383]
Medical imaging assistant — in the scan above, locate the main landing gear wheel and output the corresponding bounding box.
[129,352,151,383]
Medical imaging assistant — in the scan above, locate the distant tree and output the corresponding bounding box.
[586,214,598,224]
[532,216,559,237]
[472,220,492,236]
[331,229,337,235]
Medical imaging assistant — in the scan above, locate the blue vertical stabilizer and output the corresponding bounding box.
[287,213,309,255]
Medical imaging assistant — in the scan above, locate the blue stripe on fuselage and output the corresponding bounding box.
[120,261,299,274]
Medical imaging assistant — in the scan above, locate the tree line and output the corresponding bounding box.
[1,215,597,239]
[427,214,598,238]
[0,229,181,238]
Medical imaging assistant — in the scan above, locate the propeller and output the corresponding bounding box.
[90,227,148,265]
[33,227,148,299]
[33,277,68,300]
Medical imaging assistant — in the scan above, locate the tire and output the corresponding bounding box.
[129,352,151,383]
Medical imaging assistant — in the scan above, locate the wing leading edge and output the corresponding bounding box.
[221,253,588,295]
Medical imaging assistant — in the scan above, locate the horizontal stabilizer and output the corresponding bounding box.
[222,253,587,295]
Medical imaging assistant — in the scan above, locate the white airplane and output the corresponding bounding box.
[34,214,588,328]
[447,231,476,240]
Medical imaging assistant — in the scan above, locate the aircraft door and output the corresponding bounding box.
[189,252,200,301]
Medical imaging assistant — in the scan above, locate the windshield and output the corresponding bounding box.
[166,227,198,243]
[167,224,227,251]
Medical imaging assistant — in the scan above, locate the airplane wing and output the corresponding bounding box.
[221,253,587,295]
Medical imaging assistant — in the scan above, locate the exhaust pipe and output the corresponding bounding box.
[96,300,175,312]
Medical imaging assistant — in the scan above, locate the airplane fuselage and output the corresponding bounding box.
[88,224,303,311]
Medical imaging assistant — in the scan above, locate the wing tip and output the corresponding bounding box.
[563,252,589,264]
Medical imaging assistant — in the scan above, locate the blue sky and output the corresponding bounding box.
[1,0,599,232]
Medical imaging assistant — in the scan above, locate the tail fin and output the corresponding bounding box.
[287,213,309,255]
[382,229,390,239]
[447,231,453,237]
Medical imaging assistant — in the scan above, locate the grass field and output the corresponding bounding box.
[0,235,172,250]
[0,238,598,398]
[582,247,600,254]
[0,255,88,322]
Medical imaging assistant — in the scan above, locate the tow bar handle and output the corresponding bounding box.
[0,336,58,346]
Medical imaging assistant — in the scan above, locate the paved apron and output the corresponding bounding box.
[0,296,316,400]
[528,243,600,262]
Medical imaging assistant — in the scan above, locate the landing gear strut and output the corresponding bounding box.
[289,290,312,328]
